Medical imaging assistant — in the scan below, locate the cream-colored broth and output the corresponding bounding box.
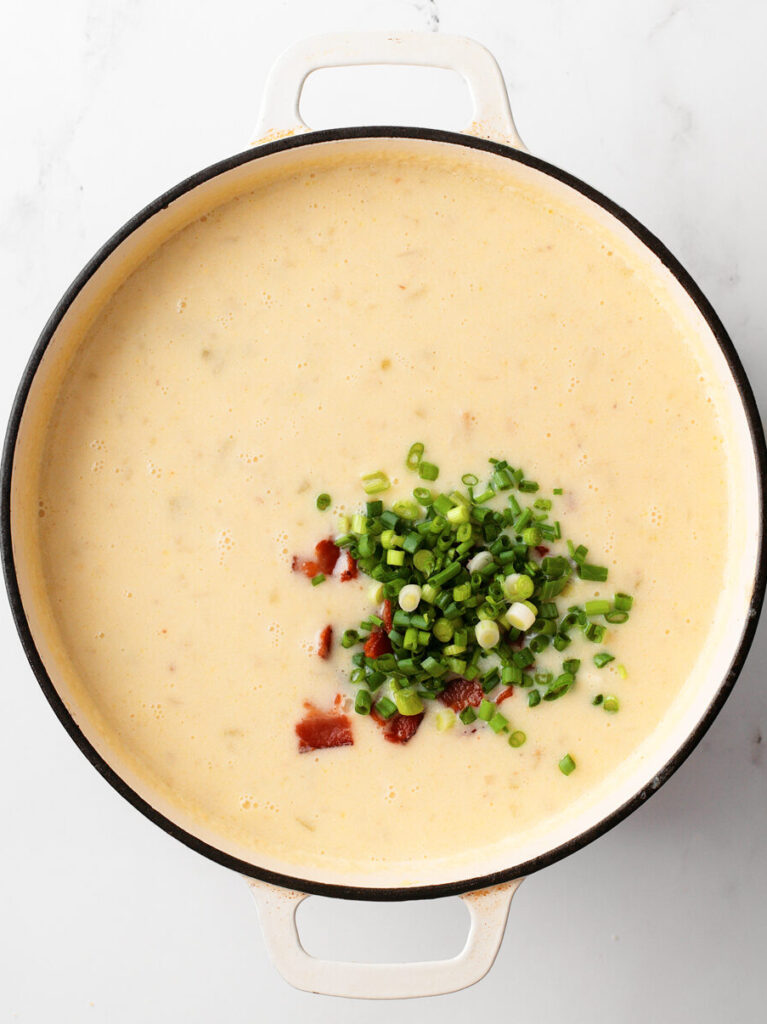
[34,144,729,876]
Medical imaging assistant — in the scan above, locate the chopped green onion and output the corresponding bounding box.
[592,694,604,706]
[375,697,397,719]
[394,687,424,716]
[430,561,461,587]
[355,690,372,715]
[413,486,433,506]
[398,584,422,612]
[393,499,420,521]
[477,699,495,722]
[475,620,500,649]
[605,610,629,624]
[509,730,526,748]
[617,664,627,679]
[502,573,535,601]
[435,709,456,732]
[528,690,541,708]
[593,652,615,668]
[518,479,539,493]
[558,753,576,775]
[421,656,447,678]
[578,563,609,582]
[446,503,470,525]
[461,473,479,487]
[413,549,435,575]
[603,695,620,713]
[316,493,331,511]
[553,487,563,495]
[311,573,326,586]
[614,593,634,611]
[406,442,425,470]
[505,602,536,631]
[459,706,477,725]
[585,599,611,615]
[418,461,439,481]
[488,711,509,734]
[584,622,606,643]
[433,617,454,643]
[361,470,391,495]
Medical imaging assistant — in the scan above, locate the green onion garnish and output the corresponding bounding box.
[584,599,611,615]
[305,443,635,759]
[406,442,425,470]
[477,699,495,721]
[375,697,397,719]
[355,690,372,715]
[578,563,609,582]
[361,470,391,495]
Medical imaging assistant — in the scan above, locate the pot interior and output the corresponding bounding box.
[7,132,764,895]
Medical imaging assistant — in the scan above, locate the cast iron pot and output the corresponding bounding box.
[3,33,766,998]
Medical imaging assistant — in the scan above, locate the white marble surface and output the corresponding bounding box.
[1,1,766,1020]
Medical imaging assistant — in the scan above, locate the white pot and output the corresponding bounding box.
[3,32,765,1000]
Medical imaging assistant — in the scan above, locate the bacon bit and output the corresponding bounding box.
[535,545,550,557]
[438,677,484,713]
[292,555,320,578]
[363,627,391,659]
[296,701,353,753]
[496,687,514,705]
[315,538,341,575]
[317,625,332,660]
[381,598,393,633]
[371,707,424,744]
[339,550,358,582]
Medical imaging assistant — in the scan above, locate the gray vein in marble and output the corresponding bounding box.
[412,0,439,32]
[648,3,682,40]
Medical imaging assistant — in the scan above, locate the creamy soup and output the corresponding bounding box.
[28,142,731,878]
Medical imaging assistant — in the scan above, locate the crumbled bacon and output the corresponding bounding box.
[339,550,358,582]
[296,700,353,753]
[363,627,391,659]
[381,598,393,633]
[292,555,320,578]
[371,707,424,744]
[534,545,550,557]
[317,625,332,660]
[496,686,514,705]
[315,538,341,575]
[438,677,484,713]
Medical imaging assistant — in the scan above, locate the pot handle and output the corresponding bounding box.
[253,31,526,150]
[246,876,523,999]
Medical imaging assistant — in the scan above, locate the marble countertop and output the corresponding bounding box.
[1,1,765,1021]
